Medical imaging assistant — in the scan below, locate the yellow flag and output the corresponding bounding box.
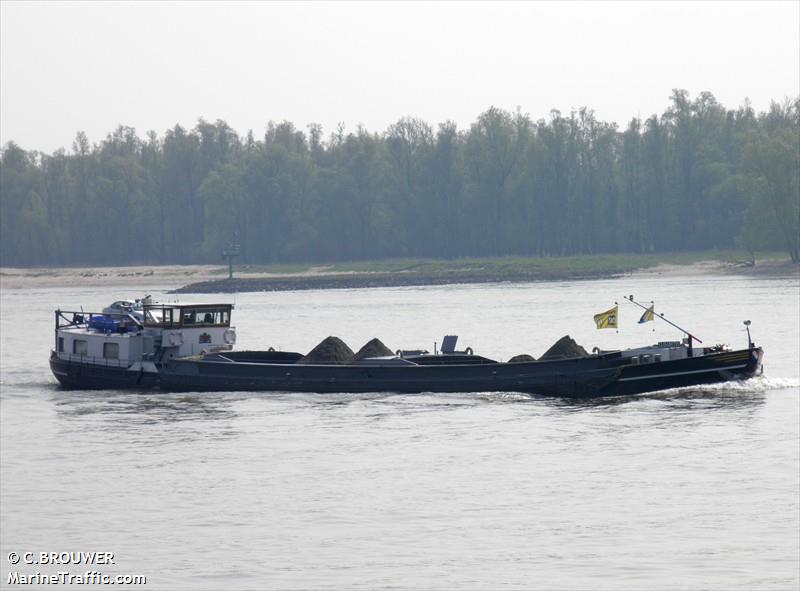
[593,305,618,329]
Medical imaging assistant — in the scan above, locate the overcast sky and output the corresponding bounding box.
[1,1,798,153]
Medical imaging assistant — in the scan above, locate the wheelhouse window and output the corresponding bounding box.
[186,308,230,326]
[73,340,88,355]
[103,342,119,359]
[144,305,231,327]
[144,307,181,327]
[58,337,64,352]
[144,308,165,326]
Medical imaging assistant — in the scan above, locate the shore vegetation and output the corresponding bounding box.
[2,91,798,268]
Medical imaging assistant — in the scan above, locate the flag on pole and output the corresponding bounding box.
[593,305,618,329]
[638,305,655,324]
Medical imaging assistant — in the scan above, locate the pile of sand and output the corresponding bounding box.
[539,335,589,360]
[352,338,394,361]
[508,353,536,363]
[297,336,355,365]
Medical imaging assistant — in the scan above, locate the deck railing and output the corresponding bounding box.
[55,309,142,331]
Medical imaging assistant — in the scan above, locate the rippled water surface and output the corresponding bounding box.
[1,274,798,590]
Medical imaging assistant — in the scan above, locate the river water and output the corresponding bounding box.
[1,273,798,590]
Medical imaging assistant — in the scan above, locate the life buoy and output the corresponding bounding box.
[465,347,473,355]
[268,346,275,352]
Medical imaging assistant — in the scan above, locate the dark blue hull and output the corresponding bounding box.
[49,355,158,390]
[155,347,763,398]
[50,347,764,398]
[596,347,764,396]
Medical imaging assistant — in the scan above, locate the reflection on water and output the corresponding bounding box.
[553,389,768,412]
[53,390,240,424]
[46,378,780,429]
[47,371,797,418]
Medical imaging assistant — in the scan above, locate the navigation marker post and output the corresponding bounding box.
[221,236,241,280]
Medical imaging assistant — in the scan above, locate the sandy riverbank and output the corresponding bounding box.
[0,260,800,292]
[632,258,799,278]
[1,258,795,292]
[0,264,367,291]
[0,265,221,290]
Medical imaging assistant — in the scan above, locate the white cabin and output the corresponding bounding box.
[53,302,236,370]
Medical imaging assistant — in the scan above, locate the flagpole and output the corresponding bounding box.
[623,295,703,344]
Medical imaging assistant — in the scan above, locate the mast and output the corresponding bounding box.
[624,295,703,355]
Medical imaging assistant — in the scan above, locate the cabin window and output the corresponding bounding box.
[103,342,119,360]
[58,337,64,352]
[144,307,181,327]
[73,340,88,356]
[144,308,164,326]
[168,308,181,326]
[145,306,231,327]
[185,308,231,326]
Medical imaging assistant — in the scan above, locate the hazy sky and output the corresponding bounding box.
[1,1,798,153]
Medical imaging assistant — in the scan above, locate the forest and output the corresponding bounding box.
[1,90,798,267]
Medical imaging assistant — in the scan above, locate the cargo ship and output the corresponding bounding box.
[49,297,236,389]
[50,296,763,397]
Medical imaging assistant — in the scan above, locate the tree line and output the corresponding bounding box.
[1,90,798,267]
